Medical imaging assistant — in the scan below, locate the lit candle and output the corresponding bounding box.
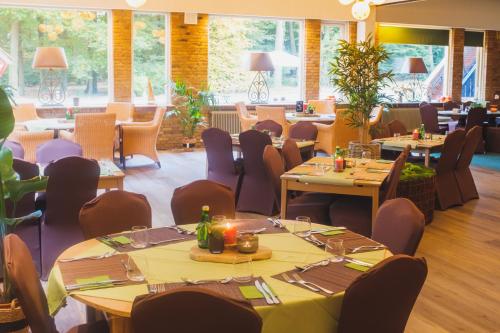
[412,129,419,140]
[335,157,344,172]
[224,223,237,245]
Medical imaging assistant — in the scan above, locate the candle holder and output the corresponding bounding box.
[334,156,345,172]
[224,222,237,248]
[237,233,259,254]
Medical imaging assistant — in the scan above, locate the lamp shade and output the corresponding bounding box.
[249,52,275,72]
[32,47,68,69]
[401,57,428,74]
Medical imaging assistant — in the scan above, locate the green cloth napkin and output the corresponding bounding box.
[111,236,131,245]
[239,285,264,300]
[366,168,390,174]
[75,275,112,291]
[321,230,345,236]
[344,263,370,272]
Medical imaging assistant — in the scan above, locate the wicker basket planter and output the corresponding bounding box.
[0,299,27,332]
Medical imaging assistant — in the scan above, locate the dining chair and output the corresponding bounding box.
[255,119,283,137]
[329,147,409,236]
[4,140,24,159]
[120,107,166,168]
[106,102,134,122]
[314,110,360,154]
[201,128,243,196]
[435,129,466,210]
[289,121,318,141]
[387,120,409,136]
[464,107,487,153]
[443,100,460,110]
[337,255,427,333]
[263,145,334,224]
[237,130,276,215]
[419,101,429,107]
[171,180,236,225]
[12,103,38,122]
[236,102,257,132]
[454,126,483,203]
[282,139,303,171]
[8,130,54,163]
[60,113,116,160]
[256,106,289,137]
[307,99,335,114]
[4,234,109,333]
[371,198,425,256]
[419,103,446,134]
[79,190,152,239]
[131,287,262,333]
[41,156,100,279]
[35,139,83,165]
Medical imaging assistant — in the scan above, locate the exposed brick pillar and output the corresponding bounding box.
[112,10,133,102]
[170,13,208,89]
[304,19,321,101]
[450,28,465,102]
[349,21,357,44]
[485,31,500,101]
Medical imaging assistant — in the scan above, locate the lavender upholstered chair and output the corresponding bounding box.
[435,129,466,210]
[237,130,276,215]
[419,101,429,107]
[4,140,24,159]
[443,101,460,110]
[289,121,318,141]
[201,128,242,197]
[329,147,409,236]
[255,120,283,137]
[171,180,235,225]
[465,107,487,153]
[282,139,303,171]
[419,104,446,134]
[337,255,427,333]
[454,126,483,203]
[79,190,152,240]
[35,139,83,165]
[263,145,334,224]
[372,198,425,256]
[41,156,99,279]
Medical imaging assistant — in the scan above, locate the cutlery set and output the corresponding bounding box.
[255,280,280,304]
[59,250,117,263]
[267,217,285,229]
[281,272,333,295]
[166,225,196,235]
[66,279,128,291]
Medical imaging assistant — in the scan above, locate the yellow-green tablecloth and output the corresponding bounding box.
[47,222,388,333]
[299,170,355,186]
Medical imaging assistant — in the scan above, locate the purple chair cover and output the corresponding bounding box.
[419,104,445,134]
[419,101,429,107]
[435,129,466,210]
[4,140,24,159]
[387,120,408,136]
[372,198,425,256]
[237,130,276,215]
[282,139,303,171]
[443,101,460,110]
[41,156,99,279]
[35,139,83,165]
[255,120,283,137]
[201,128,242,197]
[465,108,487,153]
[289,121,318,141]
[454,126,482,202]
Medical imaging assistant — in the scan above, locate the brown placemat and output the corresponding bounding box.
[231,219,289,234]
[344,169,388,182]
[311,230,383,253]
[147,277,276,307]
[58,253,143,289]
[364,160,393,170]
[98,227,197,252]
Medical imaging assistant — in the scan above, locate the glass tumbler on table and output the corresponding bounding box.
[131,226,149,249]
[325,239,345,262]
[294,216,312,237]
[232,256,253,283]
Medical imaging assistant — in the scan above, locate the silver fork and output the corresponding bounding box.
[281,272,319,292]
[181,277,233,285]
[296,259,330,272]
[59,251,116,263]
[291,273,334,295]
[350,245,386,253]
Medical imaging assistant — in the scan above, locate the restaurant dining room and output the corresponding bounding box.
[0,0,499,332]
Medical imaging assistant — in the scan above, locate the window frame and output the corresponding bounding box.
[462,30,486,101]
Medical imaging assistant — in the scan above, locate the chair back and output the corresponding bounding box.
[419,101,429,107]
[372,198,425,255]
[282,139,303,171]
[369,105,383,126]
[255,120,283,137]
[419,104,440,133]
[79,190,152,239]
[337,255,427,333]
[73,113,116,160]
[236,101,251,118]
[4,140,24,159]
[381,147,409,201]
[465,107,487,132]
[289,121,318,141]
[171,180,235,225]
[308,99,335,114]
[131,287,262,333]
[456,126,482,170]
[333,110,362,149]
[236,102,257,132]
[443,101,460,110]
[263,145,285,205]
[239,129,272,176]
[436,129,466,175]
[36,139,83,165]
[6,159,39,218]
[13,103,38,122]
[9,130,54,163]
[4,234,57,333]
[256,106,287,127]
[387,120,408,136]
[106,102,134,122]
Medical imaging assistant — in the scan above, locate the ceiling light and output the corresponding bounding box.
[352,1,371,21]
[339,0,356,5]
[370,0,386,4]
[126,0,146,8]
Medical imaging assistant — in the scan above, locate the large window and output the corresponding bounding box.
[0,7,109,105]
[320,23,346,99]
[462,31,484,101]
[208,15,303,105]
[133,13,168,105]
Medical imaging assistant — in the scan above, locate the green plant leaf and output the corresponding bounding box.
[4,176,48,203]
[0,147,16,183]
[0,87,15,140]
[0,210,42,228]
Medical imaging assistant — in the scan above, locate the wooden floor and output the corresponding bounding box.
[54,150,500,332]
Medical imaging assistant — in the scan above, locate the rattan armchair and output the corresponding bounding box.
[256,105,290,137]
[308,99,336,114]
[13,103,39,122]
[8,130,54,163]
[106,102,134,122]
[314,110,360,154]
[120,107,166,168]
[236,102,257,132]
[60,113,116,160]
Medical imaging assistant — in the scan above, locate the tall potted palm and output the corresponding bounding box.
[0,86,47,328]
[329,36,393,143]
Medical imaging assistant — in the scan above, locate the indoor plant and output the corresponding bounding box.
[329,36,393,143]
[0,86,47,327]
[171,80,214,149]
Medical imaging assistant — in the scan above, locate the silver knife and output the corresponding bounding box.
[149,237,187,245]
[261,281,280,304]
[344,258,374,267]
[255,280,273,305]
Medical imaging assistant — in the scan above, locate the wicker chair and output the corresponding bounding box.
[308,99,335,114]
[120,107,166,168]
[60,113,116,160]
[13,103,38,122]
[236,102,257,132]
[106,102,134,122]
[314,110,360,154]
[8,130,54,163]
[256,106,289,137]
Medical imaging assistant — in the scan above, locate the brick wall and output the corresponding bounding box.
[450,28,465,102]
[304,19,321,101]
[349,21,357,43]
[485,31,500,100]
[112,10,133,102]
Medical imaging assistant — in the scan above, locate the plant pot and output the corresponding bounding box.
[397,175,436,224]
[0,299,27,332]
[182,137,197,151]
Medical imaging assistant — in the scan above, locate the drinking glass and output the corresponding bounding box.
[313,163,325,176]
[294,216,312,237]
[131,226,149,249]
[393,133,401,140]
[232,256,253,283]
[325,239,345,262]
[361,151,371,164]
[126,256,146,282]
[212,215,226,224]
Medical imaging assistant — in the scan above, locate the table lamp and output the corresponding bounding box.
[32,47,68,105]
[248,52,274,104]
[401,57,428,102]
